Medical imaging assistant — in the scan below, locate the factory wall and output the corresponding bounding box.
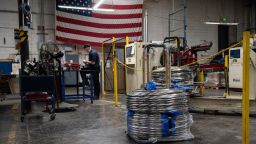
[144,0,246,57]
[0,0,248,61]
[0,0,55,60]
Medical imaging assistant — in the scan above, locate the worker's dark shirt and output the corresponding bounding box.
[88,49,100,71]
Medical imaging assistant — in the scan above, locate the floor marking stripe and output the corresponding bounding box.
[12,103,19,110]
[7,125,16,144]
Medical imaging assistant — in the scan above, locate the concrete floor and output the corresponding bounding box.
[0,94,256,144]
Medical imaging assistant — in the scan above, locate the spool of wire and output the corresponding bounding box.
[151,67,193,88]
[127,89,188,113]
[127,89,194,143]
[127,112,193,142]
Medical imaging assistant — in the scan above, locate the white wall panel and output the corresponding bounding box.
[0,0,55,59]
[144,0,246,59]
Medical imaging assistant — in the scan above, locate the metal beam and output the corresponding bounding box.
[112,37,118,107]
[242,31,250,144]
[18,0,29,73]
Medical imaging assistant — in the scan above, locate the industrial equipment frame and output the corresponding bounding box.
[19,75,56,122]
[143,37,180,88]
[184,32,251,144]
[168,0,187,49]
[101,37,129,106]
[61,70,94,104]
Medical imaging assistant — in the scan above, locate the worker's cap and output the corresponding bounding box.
[83,44,91,49]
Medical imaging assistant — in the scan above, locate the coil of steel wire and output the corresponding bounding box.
[127,112,193,142]
[127,89,188,113]
[126,89,194,142]
[152,67,193,88]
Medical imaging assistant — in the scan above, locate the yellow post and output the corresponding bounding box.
[242,31,250,144]
[254,33,256,47]
[224,55,229,98]
[112,37,118,107]
[125,36,129,95]
[101,43,106,96]
[199,69,204,96]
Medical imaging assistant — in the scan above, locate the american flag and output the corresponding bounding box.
[55,0,143,47]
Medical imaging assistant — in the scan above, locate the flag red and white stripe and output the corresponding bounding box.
[55,0,144,47]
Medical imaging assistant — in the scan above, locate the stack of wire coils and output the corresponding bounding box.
[151,67,193,89]
[127,89,194,143]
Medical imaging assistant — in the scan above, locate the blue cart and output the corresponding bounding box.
[19,75,56,122]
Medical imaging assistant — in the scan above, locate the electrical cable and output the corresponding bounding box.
[103,46,114,90]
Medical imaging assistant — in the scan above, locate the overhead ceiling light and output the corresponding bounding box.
[204,22,239,26]
[93,8,115,12]
[58,5,93,10]
[58,5,114,12]
[93,0,105,9]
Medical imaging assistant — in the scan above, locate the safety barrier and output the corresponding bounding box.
[101,37,128,106]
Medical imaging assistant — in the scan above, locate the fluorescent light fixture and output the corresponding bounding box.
[93,8,115,12]
[58,5,93,10]
[204,22,239,26]
[93,0,105,9]
[58,5,114,12]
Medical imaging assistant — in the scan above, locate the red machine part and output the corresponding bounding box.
[172,41,213,66]
[64,62,80,70]
[172,49,197,66]
[199,63,224,71]
[24,93,48,100]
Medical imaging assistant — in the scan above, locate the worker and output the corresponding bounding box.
[83,44,100,100]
